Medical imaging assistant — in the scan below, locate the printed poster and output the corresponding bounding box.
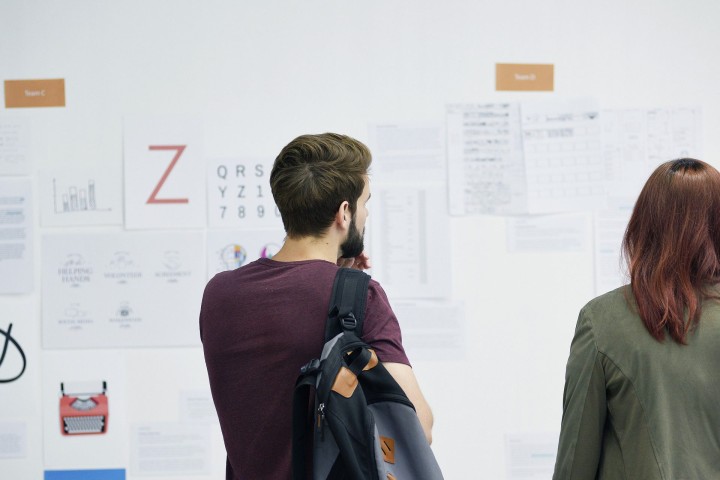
[40,168,123,227]
[207,157,283,229]
[42,231,205,348]
[123,116,206,229]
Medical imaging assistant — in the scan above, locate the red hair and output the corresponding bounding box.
[622,158,720,343]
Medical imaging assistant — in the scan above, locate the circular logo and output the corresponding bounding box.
[220,244,247,269]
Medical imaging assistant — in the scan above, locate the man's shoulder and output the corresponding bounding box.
[203,260,266,295]
[367,277,388,298]
[205,259,341,294]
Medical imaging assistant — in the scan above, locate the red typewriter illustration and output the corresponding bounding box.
[59,380,109,435]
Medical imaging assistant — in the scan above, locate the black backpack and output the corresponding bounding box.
[292,268,444,480]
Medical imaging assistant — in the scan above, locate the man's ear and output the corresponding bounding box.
[335,200,350,227]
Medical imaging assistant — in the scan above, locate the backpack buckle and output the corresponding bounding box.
[340,313,357,331]
[300,358,320,374]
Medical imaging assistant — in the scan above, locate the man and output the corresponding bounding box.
[200,133,433,479]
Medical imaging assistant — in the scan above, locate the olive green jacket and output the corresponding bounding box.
[553,286,720,480]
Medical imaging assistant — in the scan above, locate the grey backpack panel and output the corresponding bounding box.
[370,402,445,479]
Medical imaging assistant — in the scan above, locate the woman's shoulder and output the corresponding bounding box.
[578,285,641,346]
[580,285,631,320]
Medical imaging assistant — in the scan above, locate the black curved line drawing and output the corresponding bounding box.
[0,323,26,383]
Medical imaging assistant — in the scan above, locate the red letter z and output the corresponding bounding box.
[146,145,189,204]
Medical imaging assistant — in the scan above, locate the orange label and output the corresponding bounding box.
[380,436,395,464]
[4,79,66,108]
[495,64,554,91]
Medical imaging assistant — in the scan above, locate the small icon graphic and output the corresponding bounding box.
[260,243,281,259]
[53,178,112,213]
[109,251,134,268]
[59,381,109,435]
[116,302,132,318]
[63,303,88,318]
[220,244,247,269]
[162,250,182,271]
[0,323,26,384]
[64,253,85,266]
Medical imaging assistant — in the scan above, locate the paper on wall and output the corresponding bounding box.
[42,231,205,348]
[603,107,702,199]
[594,197,634,295]
[505,432,558,479]
[130,423,211,476]
[369,184,452,300]
[447,100,606,216]
[123,116,206,229]
[506,213,591,253]
[393,300,465,361]
[42,350,128,470]
[446,103,526,215]
[0,177,33,293]
[0,421,26,459]
[40,168,123,227]
[521,98,605,213]
[206,157,283,229]
[0,117,31,175]
[368,122,447,184]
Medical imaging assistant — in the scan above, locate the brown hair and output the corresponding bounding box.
[622,158,720,343]
[270,133,371,238]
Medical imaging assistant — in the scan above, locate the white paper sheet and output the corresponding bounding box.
[594,197,634,295]
[123,116,206,229]
[179,389,218,424]
[506,213,591,253]
[206,228,285,280]
[42,350,127,470]
[131,423,211,476]
[0,117,31,175]
[522,99,605,213]
[0,178,33,293]
[369,185,452,299]
[40,168,123,227]
[447,100,605,216]
[42,231,205,348]
[207,157,283,229]
[446,103,526,215]
[603,107,703,199]
[393,301,465,361]
[0,421,26,459]
[505,432,558,479]
[646,107,702,166]
[368,122,446,183]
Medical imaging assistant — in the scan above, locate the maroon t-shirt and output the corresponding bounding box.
[200,258,409,480]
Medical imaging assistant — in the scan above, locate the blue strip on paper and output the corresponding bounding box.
[44,469,126,480]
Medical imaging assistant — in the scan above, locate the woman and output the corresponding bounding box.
[553,159,720,479]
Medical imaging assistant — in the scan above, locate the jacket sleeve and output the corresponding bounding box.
[553,308,607,480]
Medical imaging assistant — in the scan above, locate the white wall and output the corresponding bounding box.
[2,0,720,478]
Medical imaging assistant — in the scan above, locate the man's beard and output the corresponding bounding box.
[340,216,365,259]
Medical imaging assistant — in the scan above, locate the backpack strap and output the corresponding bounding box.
[292,268,371,480]
[324,268,371,341]
[292,371,317,480]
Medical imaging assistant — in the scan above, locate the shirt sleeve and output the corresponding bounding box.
[553,307,607,480]
[361,280,410,366]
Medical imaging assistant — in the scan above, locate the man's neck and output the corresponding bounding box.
[271,234,339,264]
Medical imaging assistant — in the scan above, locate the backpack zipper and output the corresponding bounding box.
[317,402,326,440]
